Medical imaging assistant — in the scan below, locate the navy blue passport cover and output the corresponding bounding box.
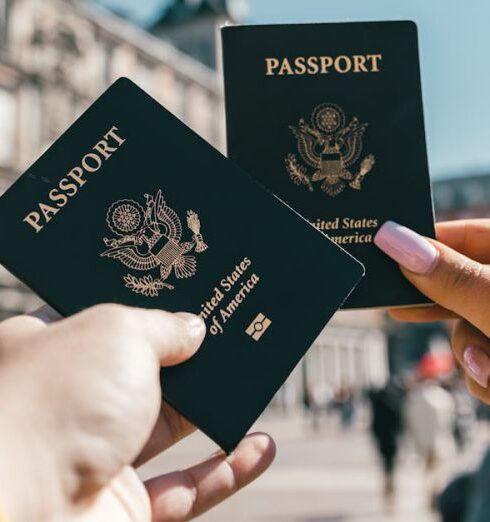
[0,78,363,451]
[222,21,435,309]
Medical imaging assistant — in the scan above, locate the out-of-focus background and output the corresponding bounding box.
[1,1,490,521]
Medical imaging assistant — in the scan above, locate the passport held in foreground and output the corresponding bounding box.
[222,21,436,309]
[0,78,364,452]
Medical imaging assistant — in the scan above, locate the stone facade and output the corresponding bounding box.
[0,0,225,317]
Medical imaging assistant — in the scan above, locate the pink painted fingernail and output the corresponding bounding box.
[463,345,490,388]
[374,221,439,274]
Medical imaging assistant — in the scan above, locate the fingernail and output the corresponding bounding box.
[463,346,490,388]
[374,221,439,274]
[174,312,206,338]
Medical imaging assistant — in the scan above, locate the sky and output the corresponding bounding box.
[96,0,490,179]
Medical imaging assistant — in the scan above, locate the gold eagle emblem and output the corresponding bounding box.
[101,190,207,297]
[286,103,375,197]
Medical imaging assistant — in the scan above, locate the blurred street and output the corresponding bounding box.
[139,412,488,522]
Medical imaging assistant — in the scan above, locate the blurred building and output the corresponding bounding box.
[0,0,225,318]
[434,172,490,221]
[272,310,390,412]
[149,0,248,69]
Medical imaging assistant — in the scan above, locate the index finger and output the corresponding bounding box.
[436,219,490,263]
[145,432,276,521]
[388,304,457,323]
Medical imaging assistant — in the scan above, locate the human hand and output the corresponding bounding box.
[0,304,275,521]
[374,219,490,404]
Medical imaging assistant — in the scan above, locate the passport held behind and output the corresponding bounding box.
[222,21,436,309]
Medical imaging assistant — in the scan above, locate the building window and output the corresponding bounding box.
[0,87,16,167]
[0,0,11,49]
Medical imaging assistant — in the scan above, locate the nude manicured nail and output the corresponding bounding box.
[463,346,490,388]
[374,221,439,274]
[174,312,205,337]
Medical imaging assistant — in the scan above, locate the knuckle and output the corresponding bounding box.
[445,258,483,294]
[432,249,490,328]
[468,220,490,245]
[89,303,136,331]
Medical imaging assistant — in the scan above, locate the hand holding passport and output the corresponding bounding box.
[0,303,276,521]
[0,78,363,452]
[0,21,435,454]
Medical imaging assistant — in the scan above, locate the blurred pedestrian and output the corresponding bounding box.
[338,386,355,430]
[367,379,405,509]
[462,448,490,522]
[438,472,472,522]
[438,448,490,522]
[448,369,477,451]
[405,351,456,508]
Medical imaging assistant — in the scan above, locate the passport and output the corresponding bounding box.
[221,21,435,309]
[0,78,364,452]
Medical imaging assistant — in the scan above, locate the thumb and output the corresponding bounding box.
[375,221,490,336]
